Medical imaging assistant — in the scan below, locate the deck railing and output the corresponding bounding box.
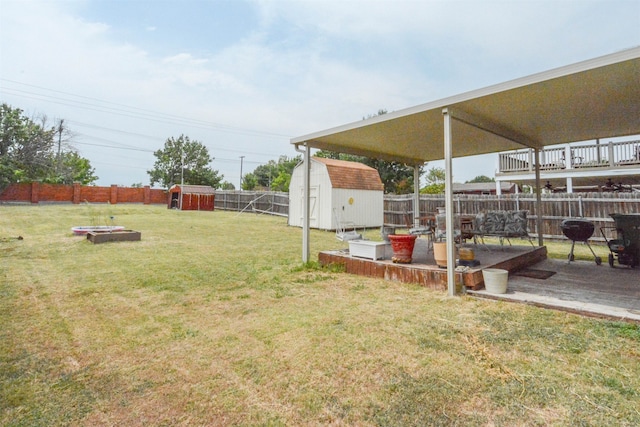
[499,140,640,173]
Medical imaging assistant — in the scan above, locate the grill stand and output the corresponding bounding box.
[567,239,602,265]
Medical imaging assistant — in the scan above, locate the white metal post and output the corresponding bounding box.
[302,144,311,263]
[534,148,543,247]
[413,166,421,228]
[180,145,184,210]
[442,108,456,297]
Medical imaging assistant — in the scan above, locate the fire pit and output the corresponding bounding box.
[560,218,601,265]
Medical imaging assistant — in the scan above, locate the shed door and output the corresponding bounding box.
[299,186,318,228]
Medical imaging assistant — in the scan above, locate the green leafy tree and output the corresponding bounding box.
[46,151,99,185]
[0,103,97,189]
[220,181,235,190]
[241,173,258,191]
[421,166,446,194]
[270,170,292,192]
[1,104,54,188]
[253,162,278,188]
[467,175,495,183]
[250,155,300,191]
[148,135,222,189]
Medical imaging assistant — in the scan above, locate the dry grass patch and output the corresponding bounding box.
[1,204,639,426]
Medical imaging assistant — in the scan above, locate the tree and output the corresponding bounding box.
[249,155,300,191]
[467,175,495,183]
[0,103,97,189]
[47,151,99,185]
[421,166,445,194]
[270,170,292,192]
[147,135,223,189]
[241,173,258,191]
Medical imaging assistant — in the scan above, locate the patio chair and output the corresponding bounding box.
[334,208,362,241]
[434,211,462,243]
[403,210,434,250]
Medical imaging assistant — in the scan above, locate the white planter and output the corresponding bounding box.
[349,240,389,260]
[482,268,509,294]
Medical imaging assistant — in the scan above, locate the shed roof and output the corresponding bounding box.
[170,184,216,195]
[313,157,384,191]
[291,47,640,164]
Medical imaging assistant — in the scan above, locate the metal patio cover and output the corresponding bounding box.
[290,47,639,297]
[291,47,640,164]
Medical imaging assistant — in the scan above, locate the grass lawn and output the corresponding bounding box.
[1,204,638,426]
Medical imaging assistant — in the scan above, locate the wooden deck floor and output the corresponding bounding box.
[319,237,547,291]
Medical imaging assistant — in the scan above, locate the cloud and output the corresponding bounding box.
[1,0,638,187]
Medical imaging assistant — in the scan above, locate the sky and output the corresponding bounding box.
[1,0,639,189]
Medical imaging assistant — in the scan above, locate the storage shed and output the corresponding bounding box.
[289,157,384,230]
[168,184,215,211]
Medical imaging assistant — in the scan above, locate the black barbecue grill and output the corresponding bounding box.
[560,218,602,265]
[600,213,640,268]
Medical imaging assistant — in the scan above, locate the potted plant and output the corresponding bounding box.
[388,234,417,263]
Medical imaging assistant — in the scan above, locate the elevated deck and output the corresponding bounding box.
[495,139,640,190]
[319,237,547,291]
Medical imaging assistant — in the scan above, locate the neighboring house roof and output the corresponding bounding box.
[312,157,384,191]
[452,182,518,193]
[170,184,216,194]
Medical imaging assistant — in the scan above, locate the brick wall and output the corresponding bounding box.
[0,183,168,205]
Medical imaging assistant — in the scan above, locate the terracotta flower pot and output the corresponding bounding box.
[388,234,417,263]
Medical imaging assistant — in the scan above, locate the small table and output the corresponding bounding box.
[348,240,390,260]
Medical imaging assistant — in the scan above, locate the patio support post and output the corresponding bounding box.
[534,148,544,247]
[413,165,421,228]
[293,142,312,263]
[302,143,311,263]
[442,108,456,297]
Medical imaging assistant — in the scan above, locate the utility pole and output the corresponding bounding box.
[181,144,185,188]
[239,155,245,191]
[57,119,64,157]
[56,119,64,174]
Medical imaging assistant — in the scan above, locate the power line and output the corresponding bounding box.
[0,78,294,139]
[73,140,153,153]
[2,87,292,158]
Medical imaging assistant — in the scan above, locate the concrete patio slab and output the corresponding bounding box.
[469,258,640,322]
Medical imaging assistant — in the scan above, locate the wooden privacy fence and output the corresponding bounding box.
[384,193,640,241]
[220,190,639,241]
[3,183,638,241]
[214,191,289,217]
